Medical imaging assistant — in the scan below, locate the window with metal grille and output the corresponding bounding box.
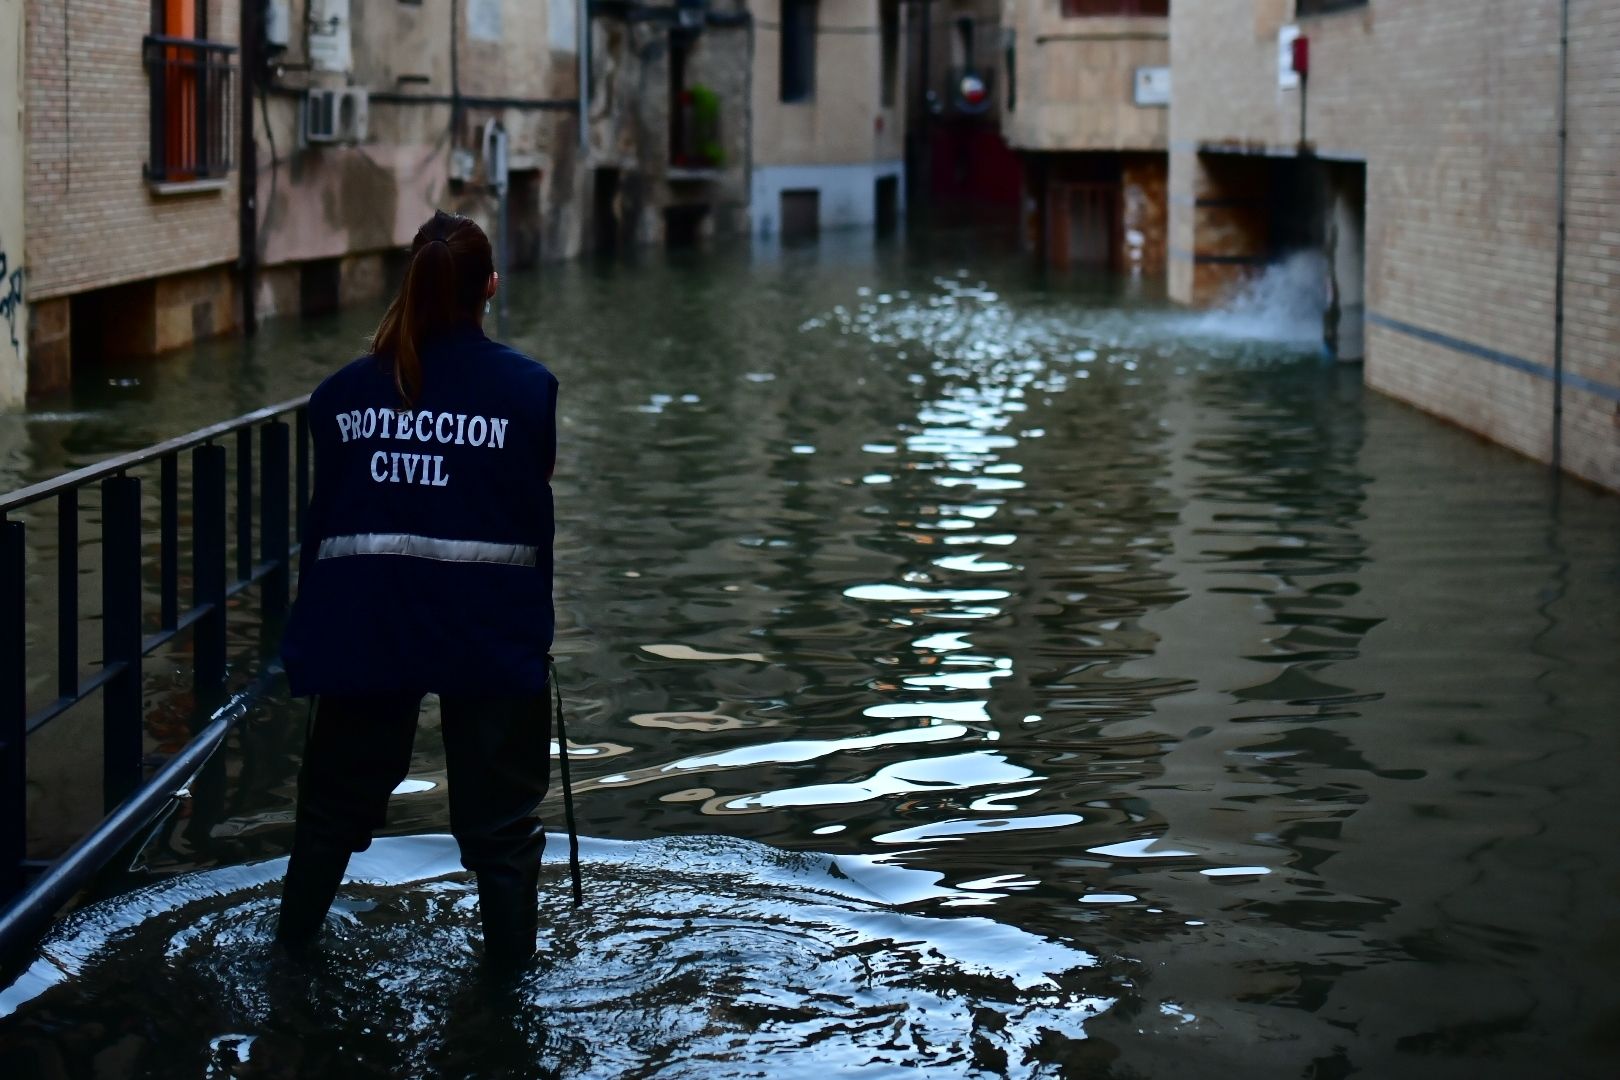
[1060,0,1169,17]
[144,0,237,184]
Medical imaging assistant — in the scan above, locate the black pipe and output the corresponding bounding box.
[238,0,258,335]
[917,0,932,209]
[0,671,280,980]
[450,0,462,137]
[368,90,580,112]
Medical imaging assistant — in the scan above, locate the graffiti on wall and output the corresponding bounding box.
[0,248,21,352]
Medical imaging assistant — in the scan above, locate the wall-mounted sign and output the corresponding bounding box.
[1278,24,1302,89]
[953,71,991,115]
[1134,66,1170,107]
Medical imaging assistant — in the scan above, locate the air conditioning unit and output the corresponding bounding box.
[303,88,368,145]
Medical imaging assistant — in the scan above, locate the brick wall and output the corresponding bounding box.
[1002,2,1168,152]
[24,0,241,302]
[1168,0,1619,493]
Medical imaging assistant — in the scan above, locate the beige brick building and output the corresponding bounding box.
[1169,0,1619,493]
[24,0,243,394]
[750,0,906,240]
[1000,0,1170,272]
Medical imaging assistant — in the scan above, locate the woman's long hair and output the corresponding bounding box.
[372,211,494,406]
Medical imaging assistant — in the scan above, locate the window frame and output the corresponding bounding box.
[145,0,236,187]
[1295,0,1368,17]
[779,0,818,104]
[1059,0,1169,18]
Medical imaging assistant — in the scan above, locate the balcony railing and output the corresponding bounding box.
[143,35,238,185]
[670,86,724,173]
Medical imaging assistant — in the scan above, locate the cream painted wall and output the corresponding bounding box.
[1,0,26,405]
[752,0,905,167]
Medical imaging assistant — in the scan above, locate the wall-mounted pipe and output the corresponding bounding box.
[238,0,259,336]
[579,0,591,153]
[1551,0,1569,472]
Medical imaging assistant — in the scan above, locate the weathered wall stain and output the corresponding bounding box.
[0,249,22,352]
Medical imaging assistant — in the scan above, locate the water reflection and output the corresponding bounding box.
[2,232,1618,1076]
[1,835,1114,1078]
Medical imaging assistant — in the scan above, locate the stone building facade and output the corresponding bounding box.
[750,0,906,241]
[587,0,753,250]
[1169,0,1619,492]
[1000,0,1170,273]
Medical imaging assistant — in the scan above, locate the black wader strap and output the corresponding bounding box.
[549,657,584,906]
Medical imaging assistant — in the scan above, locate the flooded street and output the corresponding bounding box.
[2,231,1618,1077]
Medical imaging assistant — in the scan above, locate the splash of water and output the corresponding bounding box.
[1185,250,1329,346]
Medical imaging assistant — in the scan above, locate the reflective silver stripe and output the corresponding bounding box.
[317,533,538,567]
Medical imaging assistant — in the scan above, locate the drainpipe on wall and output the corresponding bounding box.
[450,0,462,138]
[916,0,931,209]
[1551,0,1569,472]
[745,12,755,234]
[578,0,590,153]
[238,0,259,336]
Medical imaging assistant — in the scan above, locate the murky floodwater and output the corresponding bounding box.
[2,231,1618,1078]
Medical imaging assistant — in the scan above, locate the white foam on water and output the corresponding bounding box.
[1184,250,1329,346]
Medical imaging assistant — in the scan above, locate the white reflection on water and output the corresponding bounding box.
[843,584,1011,602]
[873,813,1086,845]
[710,751,1039,813]
[1086,838,1200,860]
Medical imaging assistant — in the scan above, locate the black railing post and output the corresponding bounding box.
[2,520,26,899]
[193,42,209,178]
[295,407,310,536]
[236,427,253,583]
[101,476,144,812]
[194,444,227,696]
[260,422,290,617]
[57,492,78,701]
[160,453,179,632]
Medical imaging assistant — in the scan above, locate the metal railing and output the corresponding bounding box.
[143,35,238,183]
[670,88,724,171]
[0,396,310,963]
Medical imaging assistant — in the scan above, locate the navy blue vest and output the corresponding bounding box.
[281,326,558,697]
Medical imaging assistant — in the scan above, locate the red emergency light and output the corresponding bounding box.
[1291,35,1311,77]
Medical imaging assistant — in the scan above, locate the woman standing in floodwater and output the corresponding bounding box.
[276,210,559,974]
